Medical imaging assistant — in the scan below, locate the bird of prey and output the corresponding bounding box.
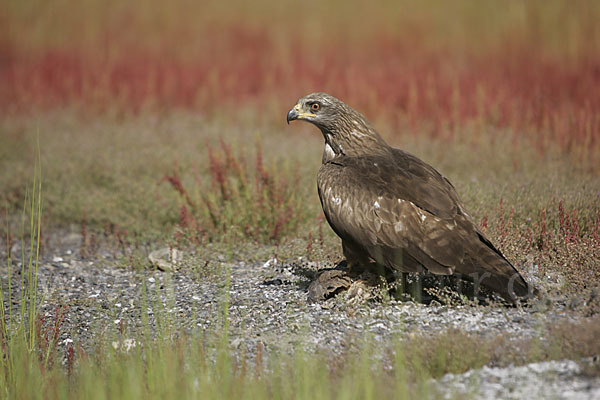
[287,92,532,303]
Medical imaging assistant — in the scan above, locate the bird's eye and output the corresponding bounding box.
[311,103,320,111]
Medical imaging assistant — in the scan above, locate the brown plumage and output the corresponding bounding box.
[287,92,533,303]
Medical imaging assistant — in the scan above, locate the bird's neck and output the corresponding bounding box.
[320,123,390,164]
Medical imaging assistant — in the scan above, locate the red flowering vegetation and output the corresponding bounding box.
[5,36,599,153]
[163,140,306,244]
[34,305,70,373]
[2,3,600,161]
[480,198,600,294]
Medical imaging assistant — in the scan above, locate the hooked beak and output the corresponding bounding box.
[286,103,314,124]
[286,107,299,124]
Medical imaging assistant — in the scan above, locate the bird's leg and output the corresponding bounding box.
[346,260,358,274]
[342,240,369,277]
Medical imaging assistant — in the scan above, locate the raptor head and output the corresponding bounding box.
[286,92,349,131]
[287,92,389,158]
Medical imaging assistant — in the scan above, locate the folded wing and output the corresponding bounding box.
[317,151,530,301]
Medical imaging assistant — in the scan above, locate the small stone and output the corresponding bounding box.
[149,248,182,272]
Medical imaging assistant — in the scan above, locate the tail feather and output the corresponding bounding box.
[471,232,535,303]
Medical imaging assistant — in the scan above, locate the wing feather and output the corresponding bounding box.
[317,151,530,300]
[318,154,466,273]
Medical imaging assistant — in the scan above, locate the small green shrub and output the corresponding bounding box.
[163,139,307,245]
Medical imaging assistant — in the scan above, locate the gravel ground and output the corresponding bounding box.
[436,359,600,400]
[2,232,599,399]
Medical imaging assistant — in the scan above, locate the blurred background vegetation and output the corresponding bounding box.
[2,0,599,148]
